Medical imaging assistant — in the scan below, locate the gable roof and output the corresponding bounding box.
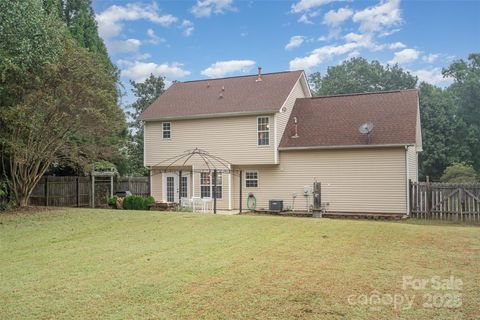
[279,89,419,149]
[139,70,305,121]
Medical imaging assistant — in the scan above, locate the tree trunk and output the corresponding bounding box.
[17,194,29,207]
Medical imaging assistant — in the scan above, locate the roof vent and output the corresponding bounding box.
[207,82,210,88]
[256,66,263,82]
[222,85,225,91]
[219,92,223,99]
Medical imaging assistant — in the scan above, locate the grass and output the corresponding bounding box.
[0,208,479,319]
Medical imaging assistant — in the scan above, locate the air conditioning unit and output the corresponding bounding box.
[269,199,283,212]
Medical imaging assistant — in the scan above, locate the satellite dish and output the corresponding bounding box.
[359,121,374,134]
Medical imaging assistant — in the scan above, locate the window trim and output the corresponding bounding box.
[245,170,259,188]
[162,122,171,139]
[200,172,223,199]
[256,116,270,147]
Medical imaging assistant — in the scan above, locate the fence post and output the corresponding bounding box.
[76,177,80,207]
[426,176,432,218]
[459,187,463,222]
[91,174,95,208]
[110,175,114,198]
[44,176,49,206]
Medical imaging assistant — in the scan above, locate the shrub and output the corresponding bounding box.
[144,196,155,208]
[123,195,155,210]
[440,163,478,183]
[0,181,15,212]
[107,195,118,207]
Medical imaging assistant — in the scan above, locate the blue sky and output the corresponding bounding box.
[92,0,479,104]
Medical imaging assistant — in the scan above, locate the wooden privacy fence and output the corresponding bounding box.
[29,176,150,208]
[410,181,480,223]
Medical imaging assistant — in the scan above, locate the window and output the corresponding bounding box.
[257,117,270,146]
[200,172,210,198]
[213,173,222,199]
[166,176,175,202]
[180,176,188,198]
[200,172,223,199]
[245,171,258,188]
[162,122,171,139]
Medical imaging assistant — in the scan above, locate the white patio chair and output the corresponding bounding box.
[201,197,213,213]
[180,197,192,211]
[191,196,202,213]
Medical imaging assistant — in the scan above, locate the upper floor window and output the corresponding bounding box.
[162,122,171,139]
[257,117,270,146]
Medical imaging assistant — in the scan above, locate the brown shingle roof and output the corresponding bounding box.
[279,89,419,148]
[139,70,304,120]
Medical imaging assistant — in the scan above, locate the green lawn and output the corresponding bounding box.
[1,209,479,319]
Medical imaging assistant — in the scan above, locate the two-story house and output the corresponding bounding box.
[140,69,421,215]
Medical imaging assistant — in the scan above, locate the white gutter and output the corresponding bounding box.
[141,110,277,122]
[278,143,415,151]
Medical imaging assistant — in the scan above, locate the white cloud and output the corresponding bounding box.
[379,28,401,37]
[410,68,452,86]
[191,0,236,18]
[346,50,361,60]
[343,32,384,51]
[298,13,313,24]
[285,36,305,50]
[289,42,360,70]
[181,20,194,36]
[388,42,406,49]
[96,3,178,39]
[146,29,166,45]
[352,0,402,34]
[107,38,142,54]
[290,30,405,70]
[291,0,338,13]
[201,60,255,78]
[388,48,421,64]
[121,61,191,82]
[422,53,440,63]
[323,7,353,27]
[298,10,321,24]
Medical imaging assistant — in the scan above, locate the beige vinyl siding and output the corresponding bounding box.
[150,169,163,201]
[275,77,309,152]
[233,147,407,214]
[407,145,418,182]
[145,115,275,167]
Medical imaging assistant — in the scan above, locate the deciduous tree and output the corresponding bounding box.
[308,57,418,96]
[126,75,166,176]
[0,0,125,206]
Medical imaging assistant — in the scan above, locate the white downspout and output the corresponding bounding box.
[274,114,278,164]
[228,165,232,210]
[192,165,195,197]
[405,146,410,216]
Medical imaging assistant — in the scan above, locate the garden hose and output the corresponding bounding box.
[247,193,256,211]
